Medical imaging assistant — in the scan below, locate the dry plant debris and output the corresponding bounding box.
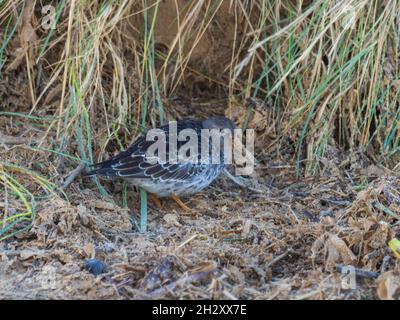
[1,0,400,300]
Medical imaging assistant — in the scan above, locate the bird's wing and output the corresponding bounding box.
[84,119,210,180]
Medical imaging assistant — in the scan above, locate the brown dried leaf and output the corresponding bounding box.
[377,271,400,300]
[312,233,357,270]
[86,199,117,211]
[5,48,26,72]
[327,234,357,267]
[189,261,217,274]
[20,0,38,44]
[6,0,38,72]
[83,243,95,259]
[163,213,182,227]
[369,223,391,249]
[311,234,326,261]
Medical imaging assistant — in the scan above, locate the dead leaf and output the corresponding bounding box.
[20,249,45,260]
[163,213,182,227]
[312,233,357,270]
[6,48,26,71]
[327,234,357,267]
[189,261,218,274]
[377,271,400,300]
[6,0,38,72]
[83,243,95,259]
[87,199,117,211]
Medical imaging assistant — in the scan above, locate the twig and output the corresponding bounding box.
[61,162,86,190]
[0,133,28,145]
[175,234,198,252]
[223,290,238,300]
[380,256,391,274]
[336,265,379,279]
[265,250,290,268]
[145,270,215,299]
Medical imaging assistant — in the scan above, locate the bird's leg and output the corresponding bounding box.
[171,194,192,212]
[150,193,162,209]
[139,188,147,233]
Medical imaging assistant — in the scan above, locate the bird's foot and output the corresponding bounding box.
[171,194,193,213]
[150,193,163,210]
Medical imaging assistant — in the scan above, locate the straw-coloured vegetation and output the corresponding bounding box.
[1,0,400,299]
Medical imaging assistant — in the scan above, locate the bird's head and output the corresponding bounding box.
[201,116,237,166]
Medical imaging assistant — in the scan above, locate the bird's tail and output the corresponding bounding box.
[81,167,98,177]
[82,159,117,177]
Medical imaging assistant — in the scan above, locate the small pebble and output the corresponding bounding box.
[85,259,107,276]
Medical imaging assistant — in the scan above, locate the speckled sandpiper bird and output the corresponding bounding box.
[83,116,236,210]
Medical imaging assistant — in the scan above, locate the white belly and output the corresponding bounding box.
[126,167,222,197]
